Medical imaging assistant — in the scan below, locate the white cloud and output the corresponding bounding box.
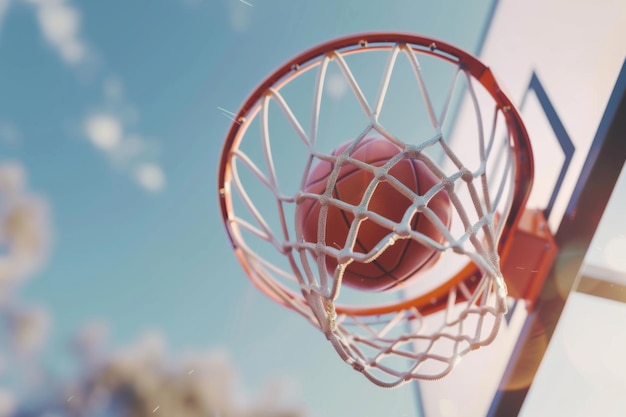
[82,111,166,193]
[84,113,122,151]
[134,163,165,193]
[108,134,142,163]
[15,1,167,193]
[28,0,87,66]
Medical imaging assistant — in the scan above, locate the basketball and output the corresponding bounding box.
[297,136,452,291]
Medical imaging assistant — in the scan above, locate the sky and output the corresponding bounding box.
[0,1,498,416]
[1,0,624,416]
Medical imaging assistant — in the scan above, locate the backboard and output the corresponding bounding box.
[413,0,626,416]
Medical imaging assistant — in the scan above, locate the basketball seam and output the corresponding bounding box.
[385,160,423,285]
[334,159,420,286]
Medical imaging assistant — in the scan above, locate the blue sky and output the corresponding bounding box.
[0,0,500,415]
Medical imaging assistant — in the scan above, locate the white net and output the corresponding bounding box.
[219,36,531,386]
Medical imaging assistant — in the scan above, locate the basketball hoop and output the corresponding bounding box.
[218,33,536,386]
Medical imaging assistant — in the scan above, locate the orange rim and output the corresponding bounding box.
[218,32,533,317]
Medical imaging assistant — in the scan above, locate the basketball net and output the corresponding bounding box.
[218,33,532,387]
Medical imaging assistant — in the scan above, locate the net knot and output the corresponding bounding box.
[373,166,387,181]
[413,195,427,209]
[352,362,365,372]
[460,167,473,183]
[441,177,455,193]
[336,248,353,265]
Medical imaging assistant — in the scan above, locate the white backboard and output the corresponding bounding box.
[415,0,626,415]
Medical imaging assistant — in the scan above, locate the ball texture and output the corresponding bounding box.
[297,136,452,291]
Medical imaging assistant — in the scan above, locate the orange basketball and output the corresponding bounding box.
[297,136,452,291]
